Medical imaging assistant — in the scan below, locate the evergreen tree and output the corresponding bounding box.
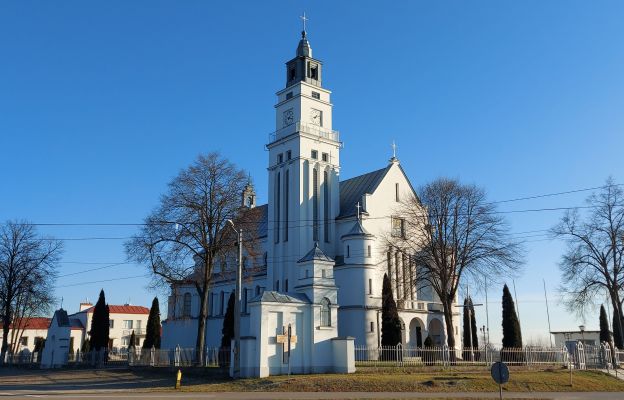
[613,311,624,349]
[220,293,235,348]
[89,289,110,351]
[501,284,522,348]
[81,338,90,353]
[600,304,612,345]
[462,297,472,348]
[470,299,479,349]
[128,330,136,351]
[381,273,402,346]
[142,297,161,349]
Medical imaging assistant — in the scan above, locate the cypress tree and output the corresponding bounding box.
[600,305,611,345]
[220,293,235,348]
[462,298,471,350]
[143,297,161,349]
[501,284,522,348]
[128,330,136,350]
[613,310,624,349]
[470,298,479,349]
[89,289,110,351]
[381,273,402,346]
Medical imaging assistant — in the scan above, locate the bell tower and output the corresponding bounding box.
[266,19,341,294]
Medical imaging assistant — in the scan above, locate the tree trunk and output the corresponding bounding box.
[1,312,11,365]
[442,298,456,361]
[195,284,209,366]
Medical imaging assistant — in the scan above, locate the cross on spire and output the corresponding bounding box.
[300,12,308,33]
[355,202,361,221]
[391,140,397,158]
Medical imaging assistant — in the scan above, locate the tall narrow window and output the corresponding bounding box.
[275,172,280,243]
[367,245,372,257]
[323,171,329,242]
[183,293,191,317]
[243,289,248,313]
[370,321,375,332]
[395,183,400,202]
[313,168,319,241]
[275,280,280,291]
[284,170,289,242]
[320,298,331,327]
[347,245,350,258]
[220,291,225,315]
[368,278,373,295]
[285,279,289,292]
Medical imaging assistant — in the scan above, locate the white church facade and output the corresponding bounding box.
[162,27,459,376]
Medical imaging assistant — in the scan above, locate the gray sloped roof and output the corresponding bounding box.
[341,219,374,239]
[254,204,268,238]
[249,291,310,304]
[54,309,70,327]
[297,242,334,263]
[338,166,390,219]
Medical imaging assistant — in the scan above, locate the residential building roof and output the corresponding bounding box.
[9,317,51,330]
[81,305,150,315]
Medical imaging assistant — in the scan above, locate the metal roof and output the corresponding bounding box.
[249,291,310,304]
[341,219,374,239]
[297,242,334,263]
[338,166,390,219]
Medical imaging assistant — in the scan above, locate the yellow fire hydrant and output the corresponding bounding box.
[175,369,182,389]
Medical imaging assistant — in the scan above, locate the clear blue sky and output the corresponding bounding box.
[1,1,623,346]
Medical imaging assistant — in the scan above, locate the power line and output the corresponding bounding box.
[55,274,149,288]
[57,262,131,278]
[488,183,623,205]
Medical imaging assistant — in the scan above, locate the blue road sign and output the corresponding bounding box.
[491,361,510,384]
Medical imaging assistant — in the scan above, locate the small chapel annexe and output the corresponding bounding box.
[161,25,459,377]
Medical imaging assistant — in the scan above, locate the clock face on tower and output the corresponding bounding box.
[283,108,294,127]
[310,109,323,126]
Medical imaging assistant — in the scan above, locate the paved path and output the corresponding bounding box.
[1,392,624,399]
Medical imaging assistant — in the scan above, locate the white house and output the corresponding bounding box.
[41,302,151,368]
[162,26,459,376]
[0,317,50,356]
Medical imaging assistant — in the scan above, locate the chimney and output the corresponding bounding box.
[79,301,93,312]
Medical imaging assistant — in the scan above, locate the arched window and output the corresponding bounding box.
[182,293,192,318]
[320,297,331,327]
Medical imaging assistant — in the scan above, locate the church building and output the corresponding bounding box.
[162,25,459,377]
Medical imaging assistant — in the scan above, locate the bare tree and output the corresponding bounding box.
[552,178,624,346]
[0,221,62,364]
[391,178,522,355]
[125,152,254,365]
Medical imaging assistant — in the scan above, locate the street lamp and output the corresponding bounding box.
[226,219,243,379]
[579,325,586,346]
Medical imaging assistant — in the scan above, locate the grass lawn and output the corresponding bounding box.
[174,369,624,393]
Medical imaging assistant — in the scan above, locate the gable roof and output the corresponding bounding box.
[9,317,51,330]
[338,166,390,218]
[338,162,418,219]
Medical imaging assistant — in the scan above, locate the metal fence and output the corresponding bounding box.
[128,346,230,368]
[355,342,623,370]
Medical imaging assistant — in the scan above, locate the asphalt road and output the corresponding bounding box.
[1,392,624,399]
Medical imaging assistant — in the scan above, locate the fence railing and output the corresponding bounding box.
[355,342,622,370]
[127,346,230,368]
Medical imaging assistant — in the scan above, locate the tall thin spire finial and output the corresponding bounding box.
[391,140,397,158]
[300,12,308,34]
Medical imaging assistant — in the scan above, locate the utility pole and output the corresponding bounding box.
[227,220,243,379]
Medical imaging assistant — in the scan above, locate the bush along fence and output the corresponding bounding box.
[355,342,624,370]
